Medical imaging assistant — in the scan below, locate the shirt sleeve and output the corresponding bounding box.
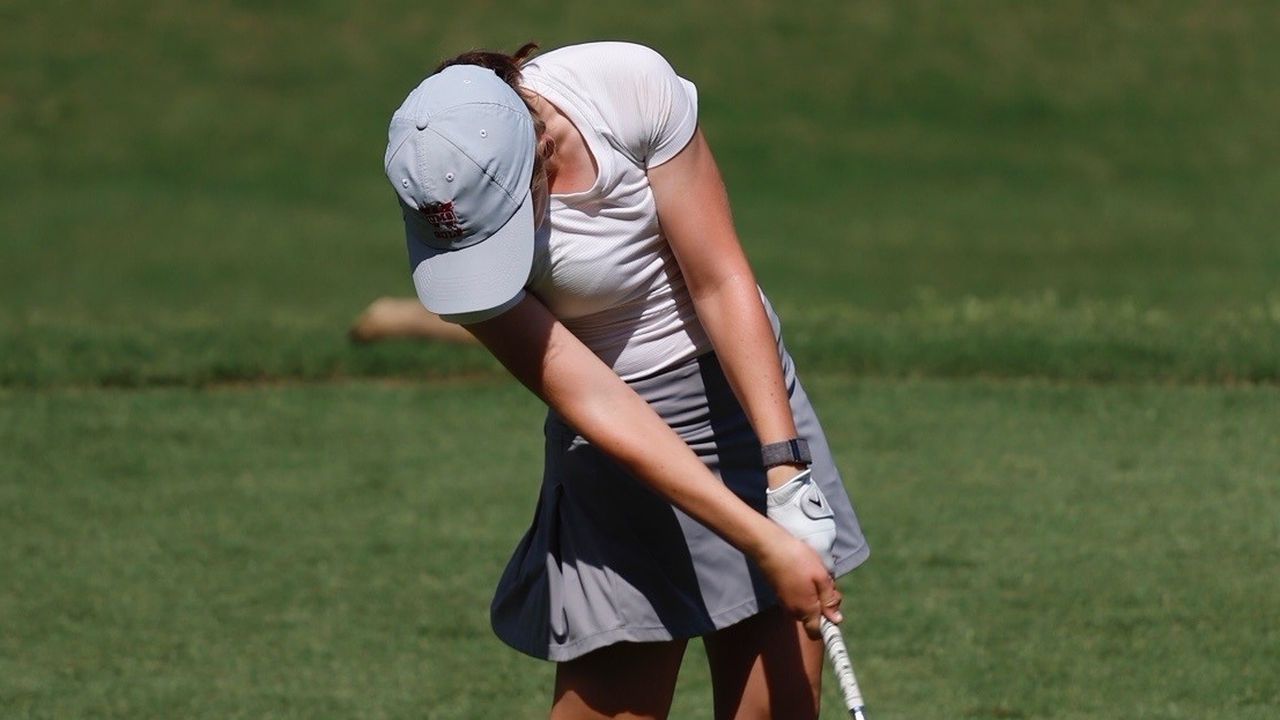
[587,43,699,169]
[637,62,698,168]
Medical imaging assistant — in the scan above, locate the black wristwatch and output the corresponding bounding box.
[761,438,812,468]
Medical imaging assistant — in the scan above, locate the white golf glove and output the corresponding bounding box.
[766,468,837,572]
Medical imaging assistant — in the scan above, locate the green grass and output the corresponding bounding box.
[6,293,1278,388]
[3,2,1279,718]
[2,377,1278,719]
[2,0,1278,387]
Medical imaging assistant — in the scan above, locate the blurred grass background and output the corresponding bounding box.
[2,1,1279,718]
[2,0,1277,386]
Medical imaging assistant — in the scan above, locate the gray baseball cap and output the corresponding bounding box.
[385,65,536,316]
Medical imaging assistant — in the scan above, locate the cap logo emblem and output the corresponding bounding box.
[419,200,464,240]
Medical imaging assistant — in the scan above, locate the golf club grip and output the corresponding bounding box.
[820,618,868,720]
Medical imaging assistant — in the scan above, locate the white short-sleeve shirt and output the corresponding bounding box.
[448,42,712,382]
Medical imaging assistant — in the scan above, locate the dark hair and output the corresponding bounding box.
[435,42,540,86]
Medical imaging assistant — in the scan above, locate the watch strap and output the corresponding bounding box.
[761,438,812,468]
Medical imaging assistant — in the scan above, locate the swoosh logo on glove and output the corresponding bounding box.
[801,487,835,521]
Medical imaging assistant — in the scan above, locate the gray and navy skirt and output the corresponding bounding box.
[490,324,869,661]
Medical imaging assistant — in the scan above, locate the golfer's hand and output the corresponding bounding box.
[757,531,843,639]
[766,468,837,572]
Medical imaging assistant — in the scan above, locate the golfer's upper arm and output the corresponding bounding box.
[462,294,562,401]
[464,292,621,417]
[647,128,757,299]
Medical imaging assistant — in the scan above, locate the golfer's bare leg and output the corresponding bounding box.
[703,605,824,720]
[551,639,688,720]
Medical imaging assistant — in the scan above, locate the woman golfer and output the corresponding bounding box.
[385,41,869,719]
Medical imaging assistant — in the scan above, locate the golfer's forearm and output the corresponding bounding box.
[543,350,781,558]
[646,132,799,462]
[691,277,798,445]
[466,296,782,559]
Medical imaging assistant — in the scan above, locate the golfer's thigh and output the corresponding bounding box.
[551,639,688,720]
[704,605,825,720]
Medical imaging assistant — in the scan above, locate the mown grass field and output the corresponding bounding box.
[2,379,1277,718]
[2,1,1278,718]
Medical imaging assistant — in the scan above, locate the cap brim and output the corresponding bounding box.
[405,193,535,316]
